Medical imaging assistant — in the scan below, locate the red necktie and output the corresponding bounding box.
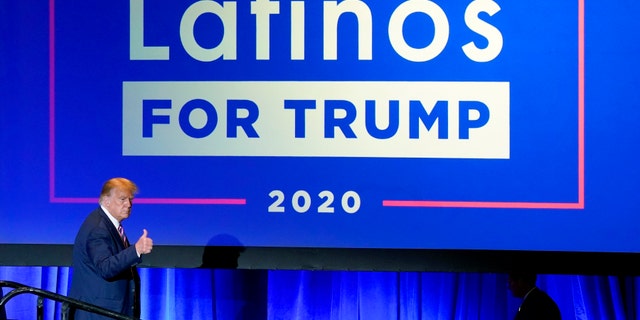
[118,224,128,247]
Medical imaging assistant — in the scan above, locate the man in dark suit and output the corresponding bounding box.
[508,273,561,320]
[69,177,153,320]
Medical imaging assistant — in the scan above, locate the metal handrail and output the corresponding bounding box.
[0,280,138,320]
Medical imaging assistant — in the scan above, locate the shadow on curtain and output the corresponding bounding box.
[1,266,638,319]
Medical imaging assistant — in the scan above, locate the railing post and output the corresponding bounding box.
[62,302,71,320]
[0,287,7,320]
[37,296,44,320]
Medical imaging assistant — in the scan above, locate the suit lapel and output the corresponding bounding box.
[98,208,126,250]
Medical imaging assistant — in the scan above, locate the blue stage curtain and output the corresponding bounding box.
[1,266,639,320]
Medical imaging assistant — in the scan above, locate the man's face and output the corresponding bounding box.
[507,277,526,298]
[104,188,134,222]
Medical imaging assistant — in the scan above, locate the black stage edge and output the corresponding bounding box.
[1,244,640,275]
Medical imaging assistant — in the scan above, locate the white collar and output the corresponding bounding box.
[101,205,120,229]
[523,286,537,301]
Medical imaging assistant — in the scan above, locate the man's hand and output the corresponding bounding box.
[135,229,153,255]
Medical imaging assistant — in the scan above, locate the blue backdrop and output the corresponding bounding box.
[2,0,640,255]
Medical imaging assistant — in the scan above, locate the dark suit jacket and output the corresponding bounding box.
[69,207,142,320]
[514,287,561,320]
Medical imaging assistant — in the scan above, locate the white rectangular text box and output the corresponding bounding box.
[123,81,510,158]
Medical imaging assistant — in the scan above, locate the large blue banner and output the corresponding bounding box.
[4,0,637,253]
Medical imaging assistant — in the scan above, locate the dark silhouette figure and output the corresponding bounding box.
[508,273,561,320]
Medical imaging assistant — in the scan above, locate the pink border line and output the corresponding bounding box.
[47,0,245,206]
[383,0,585,210]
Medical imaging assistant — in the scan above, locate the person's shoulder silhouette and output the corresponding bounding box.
[508,273,561,320]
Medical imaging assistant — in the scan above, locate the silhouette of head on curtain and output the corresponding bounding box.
[200,234,245,269]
